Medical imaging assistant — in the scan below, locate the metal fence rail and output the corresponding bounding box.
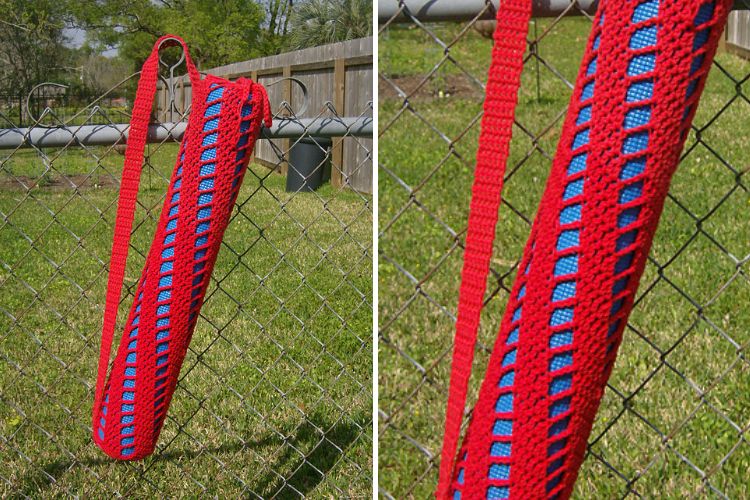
[0,63,373,496]
[379,1,750,498]
[0,117,373,149]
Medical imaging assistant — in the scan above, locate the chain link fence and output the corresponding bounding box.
[0,88,132,128]
[379,2,750,498]
[0,60,373,496]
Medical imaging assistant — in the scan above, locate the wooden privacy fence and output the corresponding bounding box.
[156,37,373,193]
[726,10,750,58]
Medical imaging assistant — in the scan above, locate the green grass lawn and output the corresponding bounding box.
[0,140,373,497]
[379,17,750,498]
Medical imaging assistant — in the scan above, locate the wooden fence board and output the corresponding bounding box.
[156,38,373,193]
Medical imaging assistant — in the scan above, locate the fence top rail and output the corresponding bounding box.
[162,37,373,86]
[378,0,748,22]
[0,116,373,150]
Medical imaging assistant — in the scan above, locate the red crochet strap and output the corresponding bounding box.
[436,2,532,498]
[93,35,199,429]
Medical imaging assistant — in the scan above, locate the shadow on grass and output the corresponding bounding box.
[17,410,367,497]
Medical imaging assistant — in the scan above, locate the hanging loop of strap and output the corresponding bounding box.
[92,34,201,430]
[435,2,532,498]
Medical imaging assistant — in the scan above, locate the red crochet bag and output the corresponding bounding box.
[438,0,733,498]
[92,35,271,460]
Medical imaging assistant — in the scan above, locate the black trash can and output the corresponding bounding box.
[286,137,332,192]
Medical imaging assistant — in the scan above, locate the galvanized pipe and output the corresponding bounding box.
[0,117,372,150]
[378,0,747,22]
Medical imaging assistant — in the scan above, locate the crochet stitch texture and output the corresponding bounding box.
[92,35,271,460]
[438,0,733,498]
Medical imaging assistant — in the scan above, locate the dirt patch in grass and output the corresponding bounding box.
[0,174,118,191]
[379,74,485,101]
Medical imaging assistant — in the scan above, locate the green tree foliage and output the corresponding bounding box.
[77,51,133,93]
[286,0,372,50]
[0,0,369,97]
[0,0,73,94]
[71,0,267,71]
[259,0,294,54]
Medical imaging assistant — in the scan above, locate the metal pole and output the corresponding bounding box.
[378,0,748,22]
[0,117,373,150]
